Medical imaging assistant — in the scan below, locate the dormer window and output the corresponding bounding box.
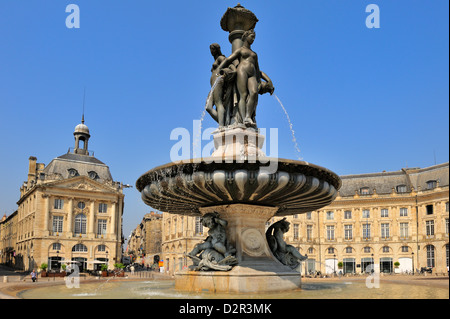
[396,185,407,193]
[426,180,437,190]
[88,171,99,180]
[360,187,370,195]
[68,168,79,178]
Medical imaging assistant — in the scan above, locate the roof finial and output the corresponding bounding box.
[82,87,86,124]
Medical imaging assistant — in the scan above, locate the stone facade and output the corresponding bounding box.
[1,119,125,272]
[282,163,449,275]
[127,212,162,264]
[160,163,449,276]
[161,213,206,274]
[0,211,18,267]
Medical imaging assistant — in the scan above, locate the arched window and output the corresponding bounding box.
[72,244,88,252]
[74,214,87,234]
[426,245,435,268]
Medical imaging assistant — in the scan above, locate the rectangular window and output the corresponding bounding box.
[344,210,352,219]
[362,210,370,219]
[401,246,409,252]
[52,216,63,233]
[326,211,334,220]
[400,208,408,217]
[426,246,435,267]
[52,243,61,251]
[306,212,312,220]
[426,205,434,215]
[195,217,203,235]
[293,224,299,240]
[426,220,435,236]
[346,247,353,253]
[307,225,313,241]
[344,225,353,240]
[74,215,87,235]
[98,203,108,213]
[326,225,335,241]
[97,219,107,235]
[328,247,334,254]
[363,223,371,240]
[400,222,409,239]
[446,218,449,235]
[381,209,389,218]
[381,223,390,239]
[54,199,64,210]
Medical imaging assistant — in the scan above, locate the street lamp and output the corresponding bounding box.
[54,250,59,281]
[333,254,336,275]
[371,253,374,274]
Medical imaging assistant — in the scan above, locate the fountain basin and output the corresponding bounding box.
[137,158,341,293]
[136,158,341,217]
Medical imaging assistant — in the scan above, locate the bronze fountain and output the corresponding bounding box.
[136,4,341,293]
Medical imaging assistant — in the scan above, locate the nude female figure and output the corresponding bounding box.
[216,29,274,127]
[206,43,237,129]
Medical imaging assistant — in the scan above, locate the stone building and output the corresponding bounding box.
[161,213,206,275]
[127,212,162,265]
[0,211,18,267]
[160,163,449,276]
[9,118,125,272]
[282,163,449,275]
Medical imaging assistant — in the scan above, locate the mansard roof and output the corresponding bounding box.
[339,162,449,197]
[42,152,113,182]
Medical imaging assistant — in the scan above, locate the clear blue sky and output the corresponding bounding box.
[0,0,448,239]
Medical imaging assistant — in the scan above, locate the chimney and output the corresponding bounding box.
[28,156,37,183]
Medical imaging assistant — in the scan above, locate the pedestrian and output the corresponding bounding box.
[31,269,37,282]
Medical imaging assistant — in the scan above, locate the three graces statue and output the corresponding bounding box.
[206,29,274,130]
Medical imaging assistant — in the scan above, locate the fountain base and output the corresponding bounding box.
[174,204,301,293]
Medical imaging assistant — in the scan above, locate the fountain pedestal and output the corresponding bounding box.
[175,204,301,293]
[211,127,265,160]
